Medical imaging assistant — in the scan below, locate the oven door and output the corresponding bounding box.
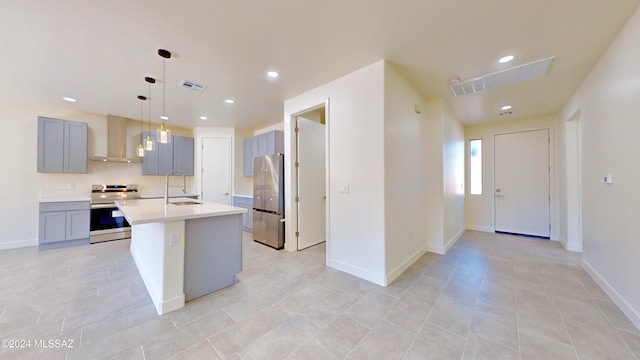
[90,204,131,243]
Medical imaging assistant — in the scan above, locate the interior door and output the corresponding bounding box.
[494,129,550,238]
[297,116,326,250]
[201,137,232,205]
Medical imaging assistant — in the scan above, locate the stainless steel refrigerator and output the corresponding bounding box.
[253,153,285,249]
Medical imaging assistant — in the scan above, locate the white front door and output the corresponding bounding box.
[201,137,232,205]
[297,116,326,250]
[494,129,550,237]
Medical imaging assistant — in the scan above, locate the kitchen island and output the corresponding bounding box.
[115,198,247,315]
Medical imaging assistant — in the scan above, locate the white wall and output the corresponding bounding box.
[423,99,465,254]
[0,101,194,250]
[562,6,640,329]
[284,61,387,285]
[423,100,445,253]
[464,115,561,239]
[442,103,465,249]
[383,62,428,283]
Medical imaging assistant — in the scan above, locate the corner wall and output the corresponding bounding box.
[284,61,387,285]
[562,6,640,329]
[383,63,428,283]
[423,99,465,254]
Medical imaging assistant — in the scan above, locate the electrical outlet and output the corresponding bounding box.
[169,233,180,247]
[338,185,350,193]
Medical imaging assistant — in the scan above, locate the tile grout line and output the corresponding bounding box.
[207,337,225,359]
[403,257,461,359]
[544,266,580,360]
[513,260,523,360]
[588,280,639,358]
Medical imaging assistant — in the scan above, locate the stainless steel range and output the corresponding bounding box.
[90,184,140,243]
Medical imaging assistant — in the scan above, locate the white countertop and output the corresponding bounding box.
[115,197,247,225]
[232,194,253,199]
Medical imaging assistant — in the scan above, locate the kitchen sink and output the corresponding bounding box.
[171,200,202,206]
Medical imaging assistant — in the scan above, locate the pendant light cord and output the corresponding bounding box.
[140,99,144,143]
[162,57,166,123]
[148,83,152,133]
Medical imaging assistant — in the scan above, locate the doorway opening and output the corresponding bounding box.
[294,104,327,250]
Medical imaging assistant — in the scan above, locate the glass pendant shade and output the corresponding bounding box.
[137,144,145,157]
[157,123,172,144]
[145,135,155,151]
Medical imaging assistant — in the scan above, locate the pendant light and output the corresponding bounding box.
[137,95,147,157]
[144,76,156,151]
[157,49,172,144]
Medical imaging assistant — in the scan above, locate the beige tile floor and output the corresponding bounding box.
[1,230,639,359]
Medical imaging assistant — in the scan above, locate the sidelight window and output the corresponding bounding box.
[469,139,482,195]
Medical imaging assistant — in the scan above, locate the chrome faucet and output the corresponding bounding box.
[165,170,186,204]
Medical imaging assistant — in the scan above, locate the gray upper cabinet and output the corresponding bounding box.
[142,132,194,176]
[37,116,87,173]
[173,136,195,175]
[243,137,257,176]
[244,130,283,176]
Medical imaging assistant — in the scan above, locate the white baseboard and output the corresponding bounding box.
[327,257,386,287]
[444,228,464,253]
[426,228,465,255]
[385,246,426,286]
[465,225,493,233]
[0,238,38,251]
[426,243,445,255]
[582,259,640,331]
[560,236,583,252]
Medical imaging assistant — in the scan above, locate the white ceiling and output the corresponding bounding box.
[1,0,638,129]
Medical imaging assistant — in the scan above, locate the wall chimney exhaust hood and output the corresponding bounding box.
[90,115,139,163]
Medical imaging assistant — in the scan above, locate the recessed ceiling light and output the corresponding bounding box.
[224,99,235,104]
[160,115,169,120]
[498,55,514,64]
[200,116,207,120]
[63,97,76,102]
[267,71,279,78]
[501,105,512,110]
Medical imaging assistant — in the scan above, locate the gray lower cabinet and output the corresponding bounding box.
[142,132,194,176]
[243,130,283,176]
[39,201,90,249]
[232,196,253,232]
[37,116,87,174]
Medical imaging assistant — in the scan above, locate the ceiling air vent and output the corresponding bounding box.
[449,56,555,96]
[178,80,206,93]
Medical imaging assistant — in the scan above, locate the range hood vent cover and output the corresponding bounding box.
[90,115,139,163]
[449,56,555,96]
[178,80,206,93]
